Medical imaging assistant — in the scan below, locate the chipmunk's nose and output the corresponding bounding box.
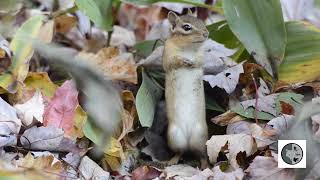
[203,31,209,38]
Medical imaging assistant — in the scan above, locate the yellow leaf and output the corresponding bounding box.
[24,72,58,98]
[54,14,77,33]
[72,105,87,138]
[0,15,43,93]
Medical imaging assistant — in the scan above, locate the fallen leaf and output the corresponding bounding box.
[110,25,136,47]
[146,19,171,40]
[117,90,137,142]
[206,134,257,168]
[54,14,77,33]
[212,165,244,180]
[211,110,244,126]
[240,94,278,116]
[103,137,125,171]
[267,115,295,137]
[79,156,110,180]
[14,90,44,126]
[245,153,295,179]
[227,121,276,148]
[0,15,43,93]
[14,152,63,178]
[72,105,87,139]
[78,47,138,84]
[132,166,161,180]
[203,39,237,74]
[117,4,162,40]
[231,92,303,120]
[162,164,201,179]
[20,126,63,151]
[257,78,270,96]
[203,62,244,94]
[24,72,58,98]
[0,96,20,147]
[43,80,78,138]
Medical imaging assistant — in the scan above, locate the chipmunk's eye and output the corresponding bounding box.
[182,24,192,31]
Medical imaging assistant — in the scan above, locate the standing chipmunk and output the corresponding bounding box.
[163,10,209,167]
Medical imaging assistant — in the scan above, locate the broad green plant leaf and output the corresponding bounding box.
[134,40,164,58]
[279,21,320,83]
[75,0,113,31]
[136,71,162,127]
[121,0,223,13]
[207,20,247,62]
[223,0,286,77]
[0,15,43,93]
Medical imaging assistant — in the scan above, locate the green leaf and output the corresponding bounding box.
[207,20,240,49]
[222,0,286,77]
[136,71,163,127]
[121,0,223,13]
[75,0,113,31]
[231,92,303,120]
[0,15,43,93]
[206,20,247,61]
[206,97,224,112]
[83,117,105,146]
[279,21,320,84]
[231,104,274,120]
[134,40,164,58]
[276,92,304,113]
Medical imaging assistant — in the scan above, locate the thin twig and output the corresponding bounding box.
[251,74,259,124]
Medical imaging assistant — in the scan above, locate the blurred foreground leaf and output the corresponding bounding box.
[33,42,122,145]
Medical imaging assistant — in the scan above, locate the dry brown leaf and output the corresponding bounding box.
[55,14,77,33]
[14,152,64,177]
[78,47,137,84]
[117,90,137,141]
[118,4,163,40]
[211,110,245,126]
[206,134,257,168]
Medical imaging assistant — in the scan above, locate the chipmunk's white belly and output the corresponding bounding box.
[166,68,206,152]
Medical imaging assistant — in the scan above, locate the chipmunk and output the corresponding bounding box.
[163,10,209,167]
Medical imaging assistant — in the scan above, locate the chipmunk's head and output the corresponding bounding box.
[168,9,209,45]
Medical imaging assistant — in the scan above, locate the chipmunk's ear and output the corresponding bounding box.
[168,11,179,25]
[187,8,193,16]
[187,8,196,17]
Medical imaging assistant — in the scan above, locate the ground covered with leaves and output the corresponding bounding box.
[1,0,320,179]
